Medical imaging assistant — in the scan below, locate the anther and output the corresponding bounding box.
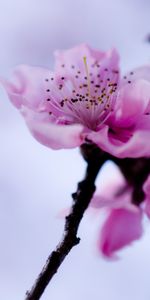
[112,70,119,74]
[60,100,64,107]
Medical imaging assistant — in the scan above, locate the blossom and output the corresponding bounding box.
[91,166,150,259]
[1,44,150,158]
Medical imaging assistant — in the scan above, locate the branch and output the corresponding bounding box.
[25,144,107,300]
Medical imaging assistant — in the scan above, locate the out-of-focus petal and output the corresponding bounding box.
[143,176,150,194]
[90,165,130,209]
[143,176,150,218]
[98,207,143,258]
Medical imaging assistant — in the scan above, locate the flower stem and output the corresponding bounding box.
[25,144,107,300]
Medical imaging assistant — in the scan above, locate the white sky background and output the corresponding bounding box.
[0,0,150,299]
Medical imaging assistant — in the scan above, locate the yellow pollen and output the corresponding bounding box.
[109,89,114,94]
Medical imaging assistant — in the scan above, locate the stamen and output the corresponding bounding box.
[45,56,119,130]
[83,56,91,96]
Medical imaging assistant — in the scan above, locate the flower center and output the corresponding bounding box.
[44,58,119,130]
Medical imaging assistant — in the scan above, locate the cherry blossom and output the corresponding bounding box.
[2,44,150,158]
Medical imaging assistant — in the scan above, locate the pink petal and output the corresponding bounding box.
[21,107,84,149]
[90,165,130,209]
[121,65,150,85]
[98,207,143,258]
[91,191,130,210]
[143,176,150,194]
[143,176,150,218]
[88,126,150,158]
[114,79,150,127]
[0,65,51,109]
[145,200,150,219]
[55,44,119,74]
[55,44,105,69]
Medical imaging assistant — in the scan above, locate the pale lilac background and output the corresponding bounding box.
[0,0,150,299]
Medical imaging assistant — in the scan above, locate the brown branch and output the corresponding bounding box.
[25,144,108,300]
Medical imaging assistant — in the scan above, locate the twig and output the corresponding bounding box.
[25,144,107,300]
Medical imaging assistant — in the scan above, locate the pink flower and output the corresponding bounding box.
[91,166,150,259]
[2,44,150,157]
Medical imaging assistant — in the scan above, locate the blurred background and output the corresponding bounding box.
[0,0,150,299]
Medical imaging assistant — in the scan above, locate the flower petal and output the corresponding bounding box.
[55,44,119,74]
[55,44,104,69]
[98,207,143,258]
[121,65,150,85]
[88,126,150,158]
[21,107,84,149]
[90,165,130,209]
[114,79,150,127]
[0,65,51,109]
[143,176,150,218]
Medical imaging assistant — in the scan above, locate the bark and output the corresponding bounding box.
[25,144,108,300]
